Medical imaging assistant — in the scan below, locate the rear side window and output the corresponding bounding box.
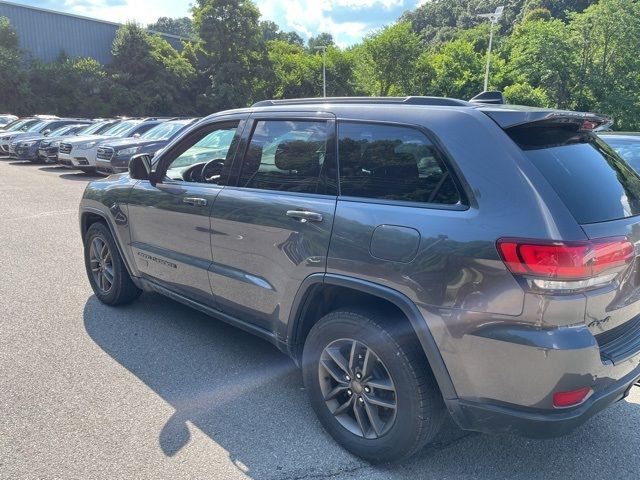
[509,125,640,224]
[337,122,461,205]
[238,120,336,195]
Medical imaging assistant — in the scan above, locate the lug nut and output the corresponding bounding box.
[364,386,371,393]
[358,397,365,404]
[355,372,362,380]
[345,375,351,381]
[347,389,352,396]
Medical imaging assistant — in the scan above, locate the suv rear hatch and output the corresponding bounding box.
[502,114,640,365]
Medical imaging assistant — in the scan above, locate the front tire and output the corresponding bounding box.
[84,222,141,306]
[302,307,445,463]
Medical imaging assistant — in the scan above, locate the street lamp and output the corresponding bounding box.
[314,45,327,98]
[478,6,504,92]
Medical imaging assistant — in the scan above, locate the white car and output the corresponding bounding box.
[57,119,167,172]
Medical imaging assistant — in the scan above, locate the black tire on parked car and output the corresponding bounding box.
[83,222,141,306]
[302,307,446,463]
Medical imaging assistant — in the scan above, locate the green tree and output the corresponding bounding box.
[503,82,548,106]
[110,23,196,115]
[569,0,640,129]
[260,20,304,46]
[507,17,576,108]
[356,23,421,96]
[0,17,30,114]
[148,17,194,38]
[428,38,485,99]
[192,0,269,112]
[307,32,334,52]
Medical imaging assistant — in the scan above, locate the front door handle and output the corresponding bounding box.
[286,210,323,222]
[183,197,208,207]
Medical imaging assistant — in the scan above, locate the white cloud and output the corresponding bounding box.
[257,0,414,46]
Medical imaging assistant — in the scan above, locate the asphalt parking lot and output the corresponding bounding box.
[1,159,640,480]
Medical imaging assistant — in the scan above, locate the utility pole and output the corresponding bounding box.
[314,45,327,97]
[478,6,504,92]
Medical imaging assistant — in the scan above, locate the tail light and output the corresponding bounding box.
[497,237,634,292]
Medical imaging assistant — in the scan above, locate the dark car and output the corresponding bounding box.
[12,123,92,162]
[4,118,91,157]
[38,120,120,164]
[600,132,640,174]
[79,95,640,463]
[95,118,198,175]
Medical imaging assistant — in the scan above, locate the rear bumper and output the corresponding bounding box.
[449,361,640,437]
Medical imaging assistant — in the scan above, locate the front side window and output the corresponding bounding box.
[165,123,239,184]
[238,120,334,195]
[337,122,461,205]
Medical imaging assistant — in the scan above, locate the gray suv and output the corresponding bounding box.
[79,97,640,462]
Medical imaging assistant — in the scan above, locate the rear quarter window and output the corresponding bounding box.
[508,125,640,224]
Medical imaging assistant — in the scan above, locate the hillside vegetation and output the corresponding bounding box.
[1,0,639,129]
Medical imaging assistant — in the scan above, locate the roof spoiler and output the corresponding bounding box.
[469,91,505,105]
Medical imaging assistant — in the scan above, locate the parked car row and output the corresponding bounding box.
[0,115,200,175]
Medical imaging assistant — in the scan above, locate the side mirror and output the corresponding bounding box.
[133,133,141,138]
[129,153,153,181]
[43,129,51,136]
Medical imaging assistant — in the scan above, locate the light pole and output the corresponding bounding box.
[478,6,504,92]
[314,45,327,97]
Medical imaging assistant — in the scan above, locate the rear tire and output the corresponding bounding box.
[84,222,141,306]
[302,307,445,463]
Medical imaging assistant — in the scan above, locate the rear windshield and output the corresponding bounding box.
[508,125,640,224]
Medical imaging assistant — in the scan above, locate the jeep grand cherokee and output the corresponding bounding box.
[79,95,640,462]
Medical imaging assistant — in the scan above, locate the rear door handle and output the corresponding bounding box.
[183,197,208,207]
[286,210,323,222]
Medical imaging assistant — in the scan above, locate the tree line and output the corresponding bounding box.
[1,0,639,130]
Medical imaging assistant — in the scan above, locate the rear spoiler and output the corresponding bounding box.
[478,106,613,131]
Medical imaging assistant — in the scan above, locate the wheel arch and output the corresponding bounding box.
[287,273,458,400]
[80,207,139,281]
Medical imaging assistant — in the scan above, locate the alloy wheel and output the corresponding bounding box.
[319,338,397,439]
[89,236,114,293]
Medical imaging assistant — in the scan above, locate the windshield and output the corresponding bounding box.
[103,121,141,137]
[81,122,111,135]
[0,116,16,124]
[2,119,27,131]
[141,122,188,140]
[49,125,86,137]
[509,125,640,224]
[26,121,47,132]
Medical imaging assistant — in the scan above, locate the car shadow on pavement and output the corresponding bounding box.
[83,293,640,480]
[59,172,100,181]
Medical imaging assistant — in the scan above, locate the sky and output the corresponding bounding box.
[13,0,424,46]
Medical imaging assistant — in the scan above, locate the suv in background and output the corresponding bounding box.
[38,120,120,164]
[4,118,90,157]
[95,118,198,175]
[79,96,640,462]
[0,114,17,128]
[59,118,169,173]
[12,124,91,162]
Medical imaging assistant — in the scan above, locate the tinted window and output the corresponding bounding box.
[337,122,461,205]
[238,120,334,195]
[602,137,640,175]
[509,126,640,224]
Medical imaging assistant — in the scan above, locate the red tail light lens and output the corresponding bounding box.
[497,238,634,280]
[553,387,592,408]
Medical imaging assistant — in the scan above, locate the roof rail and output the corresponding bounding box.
[252,96,471,108]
